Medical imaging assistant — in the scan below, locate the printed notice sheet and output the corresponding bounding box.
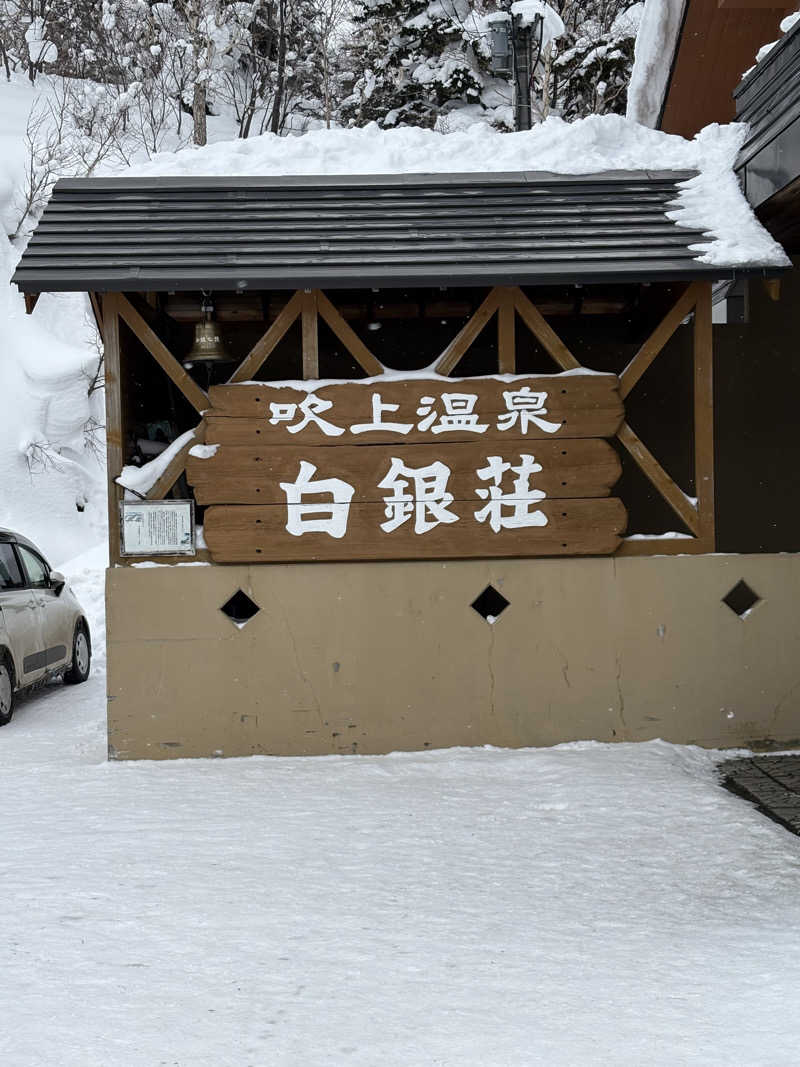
[121,501,195,556]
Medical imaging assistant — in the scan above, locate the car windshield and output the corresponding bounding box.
[0,543,24,590]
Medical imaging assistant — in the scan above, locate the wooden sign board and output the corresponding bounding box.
[205,374,623,445]
[191,375,627,564]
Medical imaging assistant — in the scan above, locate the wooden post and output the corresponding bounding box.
[102,293,124,566]
[301,290,319,379]
[694,281,715,551]
[497,288,516,373]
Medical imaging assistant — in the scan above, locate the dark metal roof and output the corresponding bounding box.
[11,170,766,293]
[735,18,800,210]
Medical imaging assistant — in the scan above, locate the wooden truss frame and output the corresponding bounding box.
[434,283,714,557]
[98,281,714,565]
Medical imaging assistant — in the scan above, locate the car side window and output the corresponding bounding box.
[17,545,50,590]
[0,544,24,590]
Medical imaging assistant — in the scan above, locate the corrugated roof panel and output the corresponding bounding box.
[12,171,752,293]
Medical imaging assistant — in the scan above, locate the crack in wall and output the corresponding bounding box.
[615,653,628,739]
[487,625,496,718]
[274,593,322,723]
[555,645,571,689]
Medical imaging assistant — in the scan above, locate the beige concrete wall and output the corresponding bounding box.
[106,554,800,759]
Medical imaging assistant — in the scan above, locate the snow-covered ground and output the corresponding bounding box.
[2,556,800,1066]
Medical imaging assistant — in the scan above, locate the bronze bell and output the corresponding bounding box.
[183,300,231,368]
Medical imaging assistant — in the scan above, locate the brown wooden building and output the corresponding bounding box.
[12,166,800,758]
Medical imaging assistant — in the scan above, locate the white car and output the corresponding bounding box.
[0,528,91,724]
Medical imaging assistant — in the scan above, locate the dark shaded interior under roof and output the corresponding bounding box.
[10,170,766,295]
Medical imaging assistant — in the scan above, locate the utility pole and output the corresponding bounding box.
[487,6,545,131]
[511,14,534,131]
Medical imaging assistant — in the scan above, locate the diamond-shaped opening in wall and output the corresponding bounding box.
[221,590,261,628]
[471,585,510,625]
[722,580,761,619]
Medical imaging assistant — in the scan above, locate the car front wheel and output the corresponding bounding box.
[0,657,15,725]
[64,624,91,685]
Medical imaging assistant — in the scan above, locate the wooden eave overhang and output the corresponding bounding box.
[11,170,780,297]
[659,0,794,139]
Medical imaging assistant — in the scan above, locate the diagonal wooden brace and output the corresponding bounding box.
[117,293,209,414]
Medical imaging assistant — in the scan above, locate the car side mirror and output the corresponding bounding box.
[49,571,66,595]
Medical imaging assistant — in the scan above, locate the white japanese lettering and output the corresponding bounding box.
[416,393,488,434]
[378,458,459,535]
[350,392,413,435]
[280,460,354,538]
[474,454,548,533]
[269,394,345,437]
[497,387,561,435]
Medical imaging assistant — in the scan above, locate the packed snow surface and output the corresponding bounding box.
[118,115,788,269]
[626,0,686,128]
[3,558,800,1066]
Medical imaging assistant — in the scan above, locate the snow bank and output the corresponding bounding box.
[118,114,788,268]
[626,0,686,129]
[0,76,107,566]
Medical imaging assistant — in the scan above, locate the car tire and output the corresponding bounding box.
[0,655,15,726]
[64,623,91,685]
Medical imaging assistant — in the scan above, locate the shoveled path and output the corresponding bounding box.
[720,755,800,835]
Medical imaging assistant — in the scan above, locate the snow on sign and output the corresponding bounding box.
[189,376,626,563]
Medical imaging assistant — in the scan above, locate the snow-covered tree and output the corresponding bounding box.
[340,1,506,131]
[340,0,641,130]
[534,0,642,121]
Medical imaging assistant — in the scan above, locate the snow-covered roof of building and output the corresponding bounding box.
[13,116,788,294]
[626,0,686,129]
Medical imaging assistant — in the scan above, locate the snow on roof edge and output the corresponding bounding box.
[98,115,789,271]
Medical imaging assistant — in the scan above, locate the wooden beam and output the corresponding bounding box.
[693,282,715,550]
[120,550,213,566]
[88,291,104,345]
[511,287,581,370]
[435,288,501,375]
[102,293,124,566]
[228,290,304,384]
[265,297,627,322]
[619,283,698,400]
[117,293,209,414]
[616,421,701,536]
[616,537,705,557]
[316,290,385,377]
[143,423,205,501]
[497,288,516,373]
[763,278,781,301]
[23,292,40,315]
